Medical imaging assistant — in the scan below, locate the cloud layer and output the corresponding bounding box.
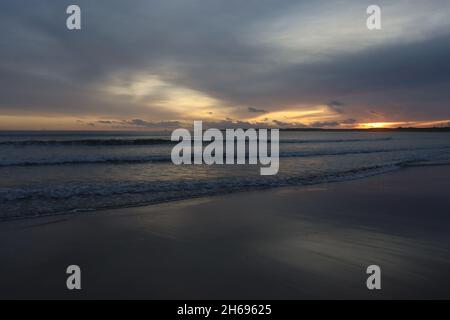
[0,0,449,129]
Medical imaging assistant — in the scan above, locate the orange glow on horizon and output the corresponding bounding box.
[357,119,450,129]
[357,122,409,129]
[0,114,449,131]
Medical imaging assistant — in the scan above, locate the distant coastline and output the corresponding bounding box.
[0,127,450,133]
[280,127,450,132]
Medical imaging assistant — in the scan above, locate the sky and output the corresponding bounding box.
[0,0,449,130]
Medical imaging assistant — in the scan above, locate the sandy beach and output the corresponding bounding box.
[1,165,450,299]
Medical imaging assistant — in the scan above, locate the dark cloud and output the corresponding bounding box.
[201,120,272,129]
[327,101,345,114]
[0,0,449,124]
[272,120,306,128]
[369,110,382,116]
[340,118,357,125]
[124,119,182,129]
[329,100,345,107]
[310,121,340,128]
[248,107,267,113]
[310,118,357,128]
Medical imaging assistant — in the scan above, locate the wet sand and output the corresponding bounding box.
[1,165,450,299]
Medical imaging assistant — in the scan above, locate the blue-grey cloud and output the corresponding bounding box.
[248,107,267,113]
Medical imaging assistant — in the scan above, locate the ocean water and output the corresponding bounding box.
[1,130,450,219]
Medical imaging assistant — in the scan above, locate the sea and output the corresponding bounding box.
[1,130,450,219]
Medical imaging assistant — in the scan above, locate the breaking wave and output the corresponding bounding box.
[0,145,447,167]
[0,161,412,219]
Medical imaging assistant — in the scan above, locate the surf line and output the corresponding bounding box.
[171,120,279,175]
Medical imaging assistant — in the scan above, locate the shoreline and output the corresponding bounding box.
[3,160,450,222]
[1,165,450,299]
